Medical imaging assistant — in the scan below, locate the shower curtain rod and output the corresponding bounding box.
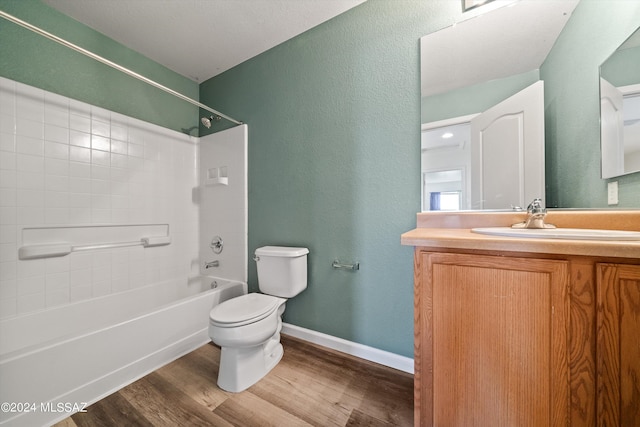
[0,10,243,126]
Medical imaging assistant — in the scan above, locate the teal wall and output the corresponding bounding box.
[541,0,640,208]
[600,44,640,87]
[200,0,462,357]
[421,69,540,123]
[0,0,199,135]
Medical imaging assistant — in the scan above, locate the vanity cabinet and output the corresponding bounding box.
[412,249,640,427]
[596,263,640,426]
[415,251,570,426]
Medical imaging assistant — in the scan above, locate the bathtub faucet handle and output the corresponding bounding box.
[205,260,219,269]
[210,236,223,254]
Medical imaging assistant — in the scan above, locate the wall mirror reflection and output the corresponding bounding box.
[420,0,578,211]
[600,27,640,179]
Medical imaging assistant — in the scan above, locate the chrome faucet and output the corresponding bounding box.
[205,260,219,269]
[511,198,556,229]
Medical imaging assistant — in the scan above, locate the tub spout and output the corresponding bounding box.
[205,260,219,269]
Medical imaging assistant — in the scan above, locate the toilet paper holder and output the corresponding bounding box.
[332,259,359,271]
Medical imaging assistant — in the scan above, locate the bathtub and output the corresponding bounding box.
[0,276,246,427]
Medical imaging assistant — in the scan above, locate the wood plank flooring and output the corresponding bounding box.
[54,335,414,426]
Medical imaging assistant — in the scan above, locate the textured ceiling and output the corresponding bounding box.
[43,0,367,82]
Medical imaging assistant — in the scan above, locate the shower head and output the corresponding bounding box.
[201,115,221,128]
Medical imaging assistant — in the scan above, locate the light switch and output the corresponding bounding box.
[607,181,618,205]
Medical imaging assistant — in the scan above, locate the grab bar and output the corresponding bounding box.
[18,236,171,260]
[332,259,360,271]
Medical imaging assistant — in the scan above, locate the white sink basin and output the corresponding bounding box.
[471,227,640,241]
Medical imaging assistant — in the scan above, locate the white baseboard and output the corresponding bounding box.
[282,323,414,374]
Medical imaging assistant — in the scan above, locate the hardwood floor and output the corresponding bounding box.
[54,335,414,426]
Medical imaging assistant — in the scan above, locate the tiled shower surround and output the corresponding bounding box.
[0,77,200,319]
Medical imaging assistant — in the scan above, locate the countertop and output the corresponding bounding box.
[401,211,640,260]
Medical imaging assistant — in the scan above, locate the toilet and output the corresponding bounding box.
[208,245,309,392]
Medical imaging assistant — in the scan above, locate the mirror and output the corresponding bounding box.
[420,0,578,211]
[420,0,579,211]
[422,0,640,210]
[600,27,640,179]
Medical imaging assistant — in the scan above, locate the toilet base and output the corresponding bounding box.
[217,336,284,392]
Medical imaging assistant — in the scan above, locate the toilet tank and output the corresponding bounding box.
[255,246,309,298]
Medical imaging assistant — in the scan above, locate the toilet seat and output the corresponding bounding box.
[210,293,281,327]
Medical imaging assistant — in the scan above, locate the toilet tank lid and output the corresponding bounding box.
[255,246,309,257]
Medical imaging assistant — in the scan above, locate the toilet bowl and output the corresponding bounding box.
[209,293,287,392]
[208,246,308,392]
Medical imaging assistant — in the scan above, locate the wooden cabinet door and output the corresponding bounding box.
[597,263,640,426]
[415,252,570,427]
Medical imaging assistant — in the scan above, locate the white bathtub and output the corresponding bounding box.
[0,276,246,427]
